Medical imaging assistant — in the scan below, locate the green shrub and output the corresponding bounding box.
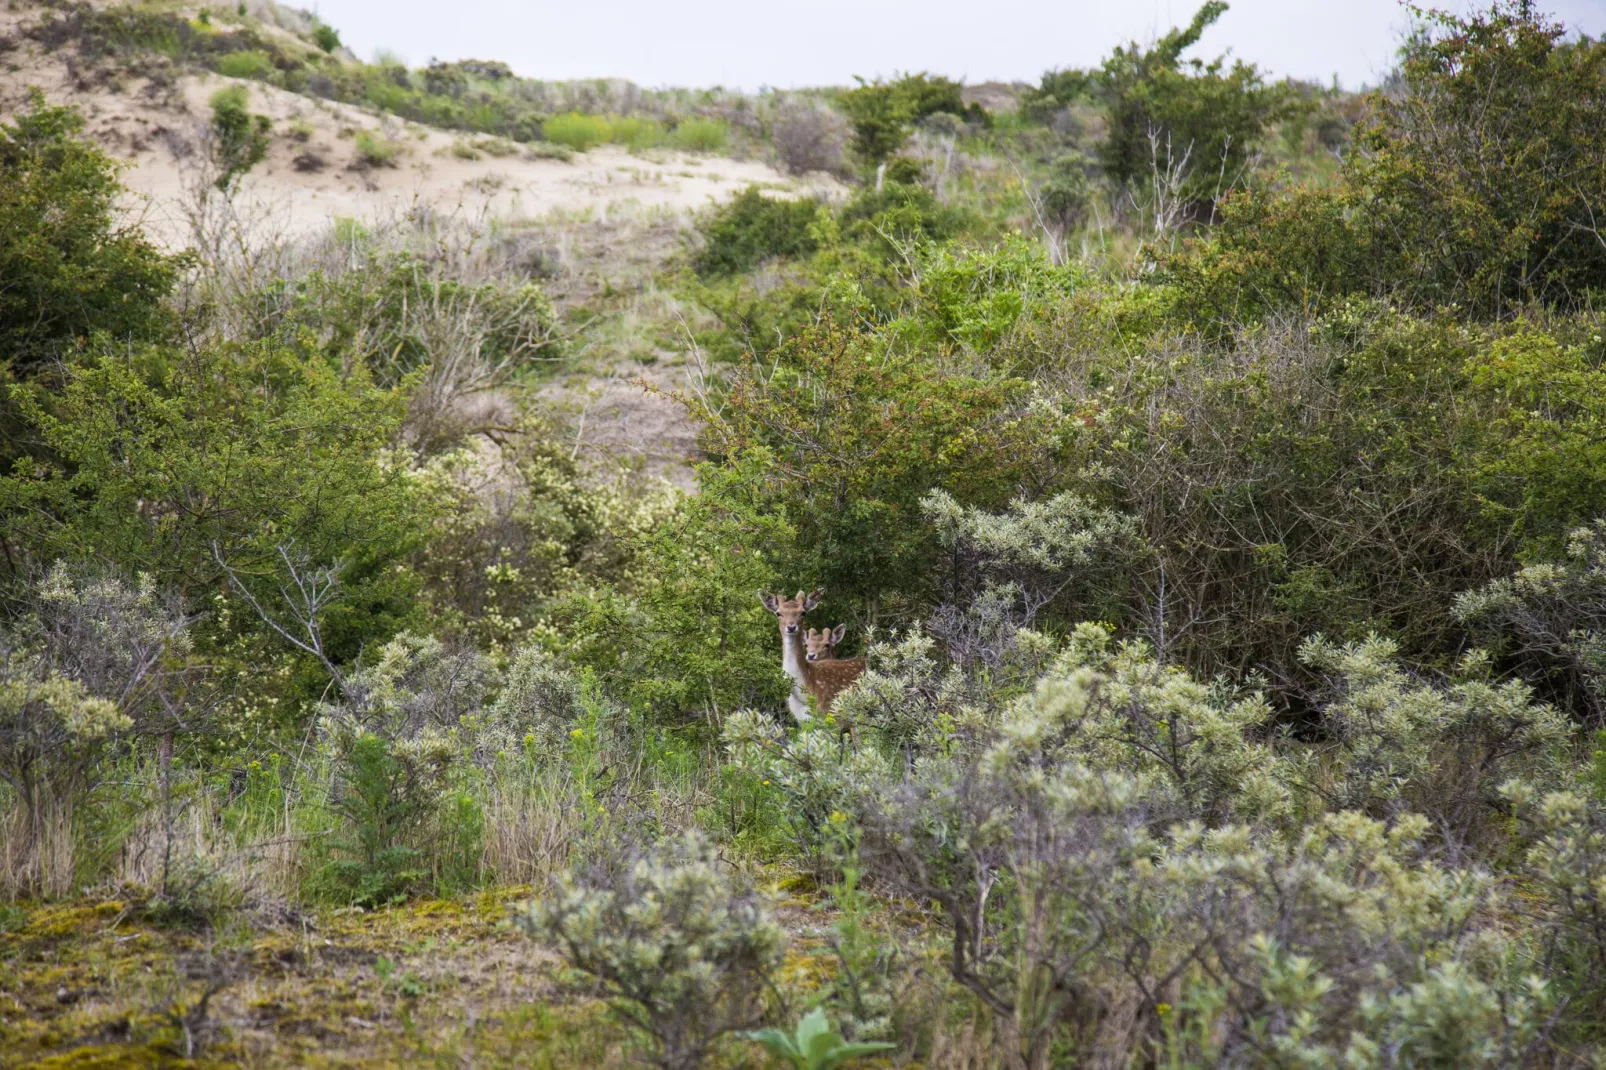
[684,317,1046,617]
[1097,2,1291,206]
[543,112,612,151]
[209,86,271,191]
[670,117,728,152]
[1038,154,1093,234]
[836,79,910,170]
[353,129,400,167]
[745,1008,893,1069]
[263,249,561,388]
[312,23,340,53]
[610,115,666,150]
[0,94,176,378]
[520,831,786,1070]
[693,187,822,277]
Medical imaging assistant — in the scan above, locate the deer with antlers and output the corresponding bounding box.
[758,590,865,722]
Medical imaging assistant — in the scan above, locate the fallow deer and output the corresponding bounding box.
[803,624,866,716]
[757,589,865,721]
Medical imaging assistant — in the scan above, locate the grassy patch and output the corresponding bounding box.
[216,48,275,79]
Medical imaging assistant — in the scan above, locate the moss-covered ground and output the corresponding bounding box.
[0,871,914,1069]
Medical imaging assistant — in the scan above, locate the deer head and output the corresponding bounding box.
[805,624,848,662]
[758,589,823,637]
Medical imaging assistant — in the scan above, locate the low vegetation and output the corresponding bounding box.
[4,1,1606,1068]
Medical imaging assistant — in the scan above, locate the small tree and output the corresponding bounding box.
[1097,2,1288,208]
[837,79,911,173]
[1456,520,1606,720]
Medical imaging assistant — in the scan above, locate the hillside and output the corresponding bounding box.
[0,0,844,485]
[4,2,1606,1068]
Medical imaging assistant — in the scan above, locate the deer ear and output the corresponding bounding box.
[758,592,778,613]
[831,623,847,645]
[804,588,824,610]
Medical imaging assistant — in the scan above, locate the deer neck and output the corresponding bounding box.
[781,630,811,721]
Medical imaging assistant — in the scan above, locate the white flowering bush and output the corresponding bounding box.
[1036,622,1295,823]
[1455,519,1606,718]
[921,488,1139,671]
[0,564,191,894]
[1504,781,1606,1035]
[481,641,585,758]
[313,632,491,904]
[1145,812,1542,1067]
[520,831,786,1070]
[1301,635,1571,850]
[722,708,886,869]
[849,635,1568,1067]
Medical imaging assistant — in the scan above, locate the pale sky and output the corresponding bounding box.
[305,0,1606,92]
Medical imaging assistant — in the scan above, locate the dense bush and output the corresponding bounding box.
[1096,2,1291,207]
[0,95,176,379]
[693,187,823,277]
[1161,2,1606,320]
[684,321,1051,618]
[0,340,423,694]
[835,74,974,172]
[1348,2,1606,315]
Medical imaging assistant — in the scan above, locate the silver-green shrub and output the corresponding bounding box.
[521,831,786,1070]
[854,659,1563,1067]
[0,564,191,894]
[1456,519,1606,719]
[1301,635,1571,852]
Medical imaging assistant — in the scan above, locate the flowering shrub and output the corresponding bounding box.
[1301,635,1570,851]
[521,831,786,1070]
[313,632,489,903]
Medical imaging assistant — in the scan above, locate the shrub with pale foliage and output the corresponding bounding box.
[521,831,786,1070]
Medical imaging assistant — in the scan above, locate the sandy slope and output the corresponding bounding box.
[0,4,836,249]
[0,3,841,483]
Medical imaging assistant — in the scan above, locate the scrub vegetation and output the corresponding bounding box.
[4,1,1606,1067]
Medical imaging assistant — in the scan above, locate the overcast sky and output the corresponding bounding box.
[304,0,1606,92]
